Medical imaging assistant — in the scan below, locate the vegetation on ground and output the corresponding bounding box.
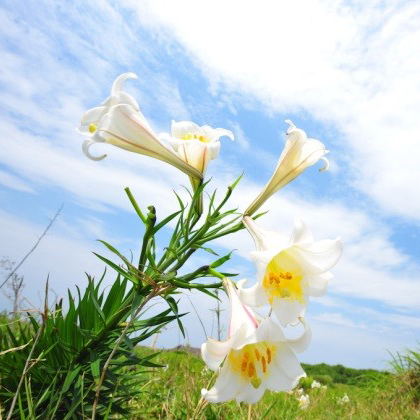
[128,346,420,419]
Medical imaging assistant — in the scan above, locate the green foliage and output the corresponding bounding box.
[0,275,181,418]
[302,362,390,386]
[0,178,252,418]
[390,344,420,398]
[129,348,420,419]
[312,374,334,386]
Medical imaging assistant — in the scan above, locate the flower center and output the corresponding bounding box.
[263,250,305,304]
[181,132,208,142]
[228,342,276,389]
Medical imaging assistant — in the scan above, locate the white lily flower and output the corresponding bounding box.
[238,217,343,326]
[298,394,310,410]
[201,279,310,404]
[160,121,234,176]
[245,120,328,216]
[311,379,321,388]
[78,73,202,179]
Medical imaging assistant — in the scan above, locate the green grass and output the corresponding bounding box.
[128,347,420,420]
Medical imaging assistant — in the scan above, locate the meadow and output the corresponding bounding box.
[128,346,420,419]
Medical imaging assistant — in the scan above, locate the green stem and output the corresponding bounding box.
[138,206,156,271]
[207,267,226,281]
[124,187,146,223]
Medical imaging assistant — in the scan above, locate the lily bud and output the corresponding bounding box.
[245,120,328,216]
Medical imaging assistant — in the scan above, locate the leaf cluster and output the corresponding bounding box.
[0,274,180,419]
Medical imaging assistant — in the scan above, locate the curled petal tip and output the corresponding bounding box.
[285,119,295,129]
[112,72,138,95]
[319,156,329,172]
[120,72,138,80]
[225,130,235,141]
[82,140,107,161]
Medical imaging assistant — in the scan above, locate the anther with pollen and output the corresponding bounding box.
[248,362,256,378]
[261,356,267,373]
[266,347,272,364]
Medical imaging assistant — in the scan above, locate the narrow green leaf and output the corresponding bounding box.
[89,349,101,379]
[88,279,106,324]
[230,171,244,190]
[198,246,219,256]
[210,250,234,268]
[93,253,138,285]
[62,366,81,393]
[165,297,185,338]
[152,209,182,234]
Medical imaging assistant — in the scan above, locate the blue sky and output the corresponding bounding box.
[1,0,420,369]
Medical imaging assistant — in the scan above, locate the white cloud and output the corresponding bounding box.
[127,0,420,221]
[313,312,365,329]
[0,169,36,193]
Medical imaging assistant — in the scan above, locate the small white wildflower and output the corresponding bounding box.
[311,380,321,389]
[298,394,310,410]
[338,393,350,404]
[296,388,304,396]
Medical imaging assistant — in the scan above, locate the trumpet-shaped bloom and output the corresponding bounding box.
[201,279,310,404]
[245,120,328,216]
[78,73,202,179]
[238,217,342,326]
[159,121,234,176]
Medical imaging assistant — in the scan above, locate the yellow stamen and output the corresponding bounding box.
[266,347,272,364]
[181,132,208,142]
[262,250,305,304]
[262,356,267,373]
[248,362,255,378]
[88,123,97,133]
[228,342,276,386]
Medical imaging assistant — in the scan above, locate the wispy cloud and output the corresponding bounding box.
[131,0,420,221]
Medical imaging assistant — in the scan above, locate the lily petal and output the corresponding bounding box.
[289,219,314,246]
[82,140,107,161]
[291,238,343,275]
[201,364,243,403]
[171,120,203,138]
[237,278,267,308]
[272,296,307,327]
[308,272,333,296]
